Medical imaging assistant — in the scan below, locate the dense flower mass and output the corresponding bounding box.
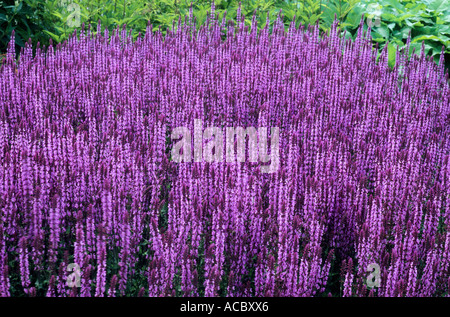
[0,5,450,297]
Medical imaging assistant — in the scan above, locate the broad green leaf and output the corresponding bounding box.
[44,30,60,42]
[421,0,449,12]
[398,26,411,39]
[383,0,405,11]
[412,35,442,43]
[441,10,450,23]
[417,17,434,24]
[387,23,396,31]
[415,25,438,35]
[405,18,414,27]
[437,24,450,34]
[373,25,389,39]
[381,13,399,21]
[409,42,434,56]
[388,42,396,69]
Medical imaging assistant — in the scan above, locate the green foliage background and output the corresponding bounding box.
[1,0,449,70]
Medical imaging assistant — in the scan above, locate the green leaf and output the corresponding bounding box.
[373,25,389,39]
[441,10,450,23]
[51,11,63,19]
[409,42,434,56]
[412,35,442,43]
[437,24,450,34]
[399,13,419,26]
[14,33,24,47]
[405,17,426,28]
[15,1,23,13]
[388,42,396,69]
[381,12,398,22]
[44,30,60,42]
[396,26,411,39]
[383,0,405,11]
[421,0,449,12]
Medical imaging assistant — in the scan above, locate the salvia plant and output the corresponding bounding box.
[0,3,450,297]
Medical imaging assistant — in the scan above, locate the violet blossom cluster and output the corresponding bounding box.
[0,4,449,297]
